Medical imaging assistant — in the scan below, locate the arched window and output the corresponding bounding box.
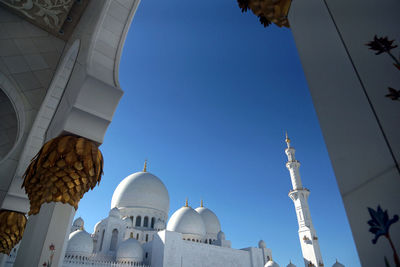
[151,217,155,228]
[110,229,118,251]
[146,234,149,242]
[99,229,105,251]
[143,216,149,227]
[136,233,139,240]
[192,239,195,242]
[136,216,142,227]
[209,239,212,244]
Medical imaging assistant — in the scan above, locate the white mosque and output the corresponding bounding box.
[5,137,346,267]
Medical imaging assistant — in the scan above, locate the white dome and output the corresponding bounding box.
[167,206,206,237]
[111,171,169,214]
[332,260,345,267]
[116,238,144,262]
[66,230,93,255]
[265,260,280,267]
[195,207,221,235]
[286,261,296,267]
[73,217,84,228]
[258,240,266,248]
[109,207,121,218]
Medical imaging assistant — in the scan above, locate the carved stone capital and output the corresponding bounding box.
[0,210,27,255]
[22,135,104,215]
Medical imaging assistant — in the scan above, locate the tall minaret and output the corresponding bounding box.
[285,133,324,267]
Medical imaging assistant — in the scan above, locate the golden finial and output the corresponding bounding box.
[201,199,203,207]
[185,198,188,207]
[143,159,147,172]
[285,131,291,147]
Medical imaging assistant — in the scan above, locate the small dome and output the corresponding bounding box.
[217,231,225,240]
[66,230,93,255]
[94,220,103,233]
[73,217,84,228]
[116,238,144,263]
[332,260,345,267]
[109,207,121,218]
[154,219,165,230]
[167,206,206,237]
[265,260,280,267]
[258,240,266,248]
[286,261,296,267]
[111,172,170,215]
[195,207,221,235]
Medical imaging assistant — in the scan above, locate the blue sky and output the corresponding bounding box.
[75,0,360,266]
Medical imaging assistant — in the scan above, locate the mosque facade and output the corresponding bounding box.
[3,139,345,267]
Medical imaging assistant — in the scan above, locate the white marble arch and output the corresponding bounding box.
[47,0,141,144]
[12,1,142,266]
[0,72,26,211]
[1,39,81,214]
[0,73,25,166]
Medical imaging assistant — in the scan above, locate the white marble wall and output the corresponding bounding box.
[288,0,400,266]
[151,230,265,267]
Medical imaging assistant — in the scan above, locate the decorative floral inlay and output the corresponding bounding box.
[367,205,399,266]
[42,243,55,267]
[366,36,400,101]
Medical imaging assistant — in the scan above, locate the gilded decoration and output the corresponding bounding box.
[0,210,27,255]
[237,0,291,28]
[22,135,104,215]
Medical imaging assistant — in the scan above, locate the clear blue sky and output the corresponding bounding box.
[75,0,360,266]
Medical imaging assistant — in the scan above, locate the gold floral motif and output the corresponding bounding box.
[0,210,27,255]
[22,135,104,215]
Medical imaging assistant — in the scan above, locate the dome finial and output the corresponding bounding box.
[185,198,188,207]
[201,199,203,207]
[143,159,147,172]
[285,131,291,147]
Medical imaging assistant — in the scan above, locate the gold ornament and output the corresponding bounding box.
[0,210,27,255]
[22,135,104,215]
[238,0,291,28]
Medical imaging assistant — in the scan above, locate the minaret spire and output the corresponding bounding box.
[285,131,291,148]
[285,137,324,267]
[143,159,147,172]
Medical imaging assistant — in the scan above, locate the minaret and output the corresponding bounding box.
[285,133,324,267]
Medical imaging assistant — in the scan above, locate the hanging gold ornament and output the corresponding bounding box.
[237,0,291,28]
[22,135,104,215]
[0,210,27,255]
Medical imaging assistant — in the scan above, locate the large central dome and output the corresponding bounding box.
[111,171,170,214]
